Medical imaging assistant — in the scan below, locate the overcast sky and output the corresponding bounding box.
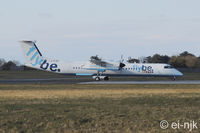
[0,0,200,63]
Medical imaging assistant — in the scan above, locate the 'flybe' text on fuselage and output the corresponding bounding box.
[133,64,154,73]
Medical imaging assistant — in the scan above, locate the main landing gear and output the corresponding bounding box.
[93,76,109,81]
[95,76,100,81]
[93,71,109,81]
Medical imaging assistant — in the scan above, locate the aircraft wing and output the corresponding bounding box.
[88,55,126,71]
[85,67,119,72]
[90,58,112,67]
[90,56,117,67]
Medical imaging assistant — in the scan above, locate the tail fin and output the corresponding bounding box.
[19,40,44,67]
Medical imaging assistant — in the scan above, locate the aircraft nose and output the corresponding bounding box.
[175,69,183,76]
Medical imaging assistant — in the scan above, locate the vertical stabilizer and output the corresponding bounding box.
[19,40,44,67]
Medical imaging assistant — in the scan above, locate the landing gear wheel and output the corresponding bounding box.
[173,76,176,81]
[95,77,100,81]
[104,76,109,81]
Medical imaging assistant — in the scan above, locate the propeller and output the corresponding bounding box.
[119,55,126,70]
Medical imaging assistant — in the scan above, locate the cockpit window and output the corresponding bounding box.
[164,65,174,69]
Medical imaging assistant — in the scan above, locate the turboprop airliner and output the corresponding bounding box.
[20,40,183,81]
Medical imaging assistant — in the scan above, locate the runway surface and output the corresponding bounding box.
[79,80,200,85]
[0,78,89,84]
[0,78,200,84]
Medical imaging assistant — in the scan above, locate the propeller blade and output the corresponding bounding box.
[119,62,126,70]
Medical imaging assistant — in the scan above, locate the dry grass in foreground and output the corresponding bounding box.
[0,88,200,99]
[0,84,200,99]
[0,84,200,133]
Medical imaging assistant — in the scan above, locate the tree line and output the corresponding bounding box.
[0,51,200,71]
[128,51,200,68]
[0,59,33,71]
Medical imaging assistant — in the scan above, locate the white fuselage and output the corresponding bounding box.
[28,59,183,77]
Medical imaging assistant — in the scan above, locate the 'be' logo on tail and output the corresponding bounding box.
[27,46,60,72]
[40,60,60,72]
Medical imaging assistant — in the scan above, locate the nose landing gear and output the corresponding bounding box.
[172,76,176,81]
